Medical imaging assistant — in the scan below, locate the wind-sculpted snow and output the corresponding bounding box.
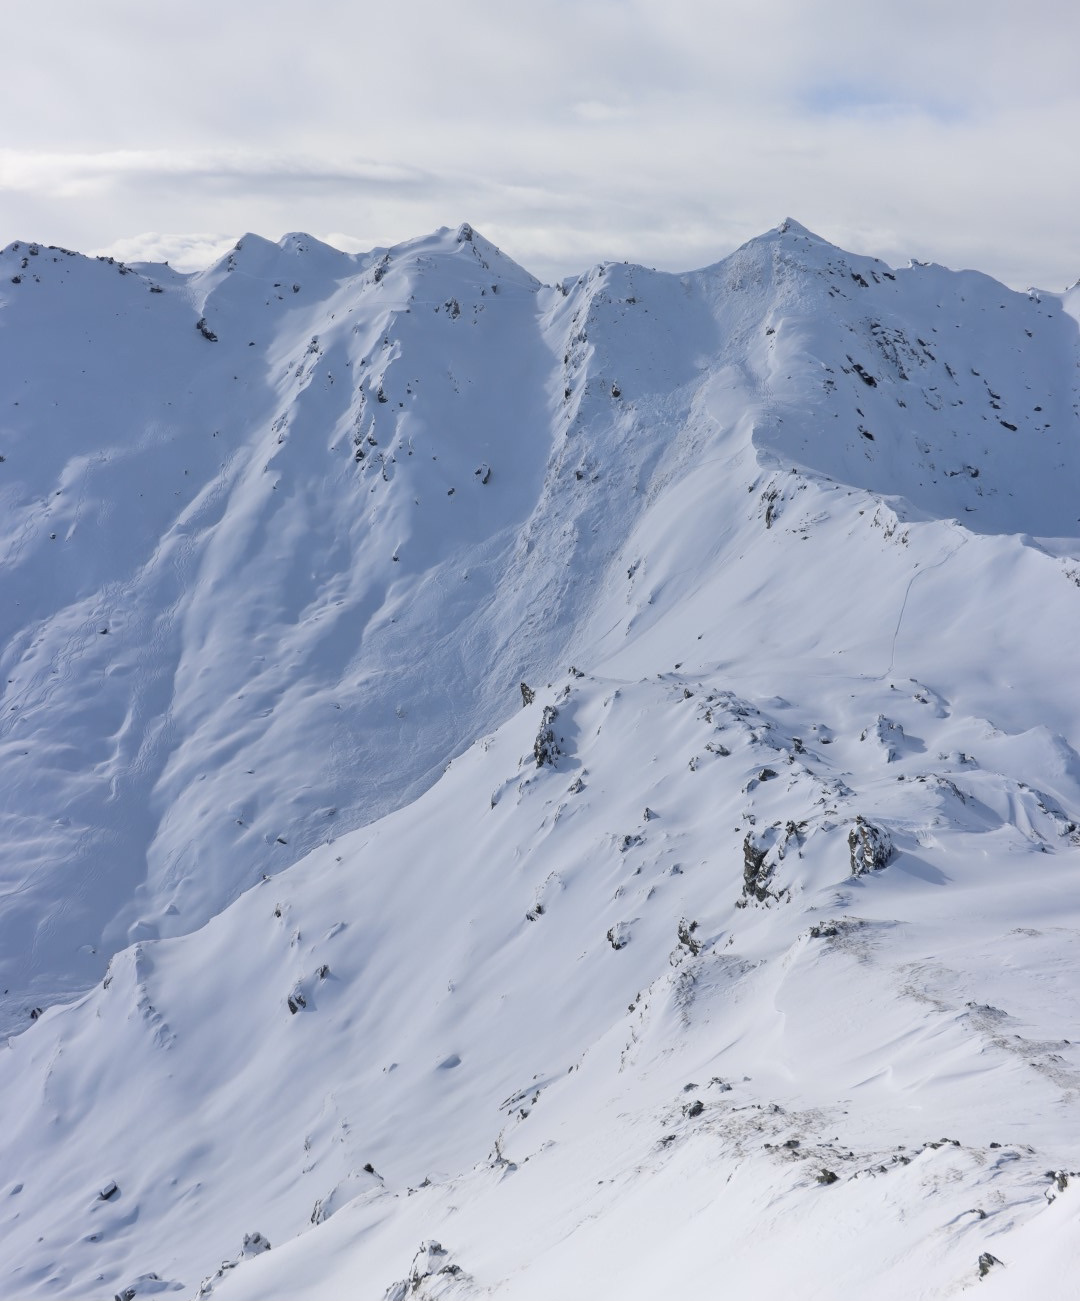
[0,222,1078,1297]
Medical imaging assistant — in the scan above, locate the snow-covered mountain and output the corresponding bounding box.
[1,219,1079,1299]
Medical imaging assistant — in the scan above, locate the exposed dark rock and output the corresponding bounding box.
[809,922,839,939]
[848,817,894,875]
[533,706,560,767]
[114,1275,163,1301]
[606,923,630,950]
[676,918,701,956]
[742,834,772,901]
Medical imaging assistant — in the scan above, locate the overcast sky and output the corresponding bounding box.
[3,0,1078,288]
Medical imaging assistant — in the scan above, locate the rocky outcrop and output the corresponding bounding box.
[533,706,560,767]
[848,817,893,875]
[742,833,773,902]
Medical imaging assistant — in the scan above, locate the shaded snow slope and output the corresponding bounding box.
[0,225,558,1026]
[0,221,1079,1298]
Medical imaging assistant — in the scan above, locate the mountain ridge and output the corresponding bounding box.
[0,221,1078,1297]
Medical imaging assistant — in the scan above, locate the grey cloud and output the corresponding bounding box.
[2,1,1078,290]
[0,150,428,195]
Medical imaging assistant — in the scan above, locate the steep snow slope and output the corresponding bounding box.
[0,226,561,1029]
[0,221,1079,1298]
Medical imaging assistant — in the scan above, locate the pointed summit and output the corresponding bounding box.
[767,217,844,252]
[775,217,819,239]
[383,223,541,290]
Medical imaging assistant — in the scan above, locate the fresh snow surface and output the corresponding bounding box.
[0,218,1079,1298]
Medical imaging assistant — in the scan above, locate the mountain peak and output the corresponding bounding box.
[756,216,846,256]
[774,216,820,239]
[379,222,541,289]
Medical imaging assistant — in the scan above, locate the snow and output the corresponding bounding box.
[0,220,1078,1298]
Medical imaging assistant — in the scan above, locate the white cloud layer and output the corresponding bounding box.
[3,0,1079,287]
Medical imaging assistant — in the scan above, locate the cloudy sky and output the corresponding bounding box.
[3,0,1078,287]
